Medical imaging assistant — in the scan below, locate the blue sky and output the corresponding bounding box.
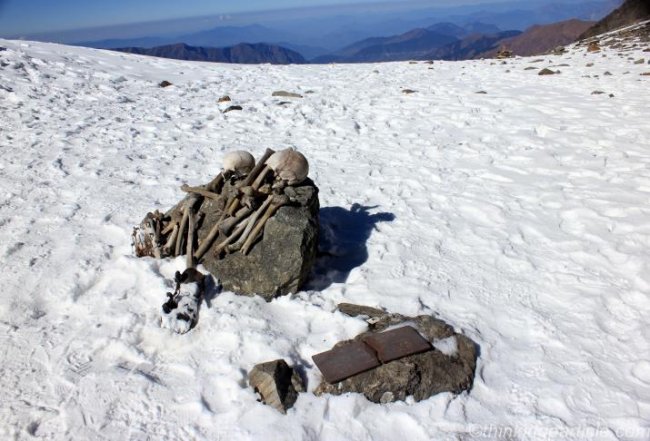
[1,0,509,35]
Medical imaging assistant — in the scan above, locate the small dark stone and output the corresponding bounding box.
[159,80,172,88]
[223,105,243,113]
[402,89,417,94]
[218,95,231,103]
[592,90,606,95]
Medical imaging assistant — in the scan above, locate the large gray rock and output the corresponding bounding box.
[198,179,319,300]
[314,306,478,403]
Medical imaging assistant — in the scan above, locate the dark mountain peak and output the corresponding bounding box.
[580,0,650,39]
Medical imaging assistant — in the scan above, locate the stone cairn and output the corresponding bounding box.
[132,148,319,300]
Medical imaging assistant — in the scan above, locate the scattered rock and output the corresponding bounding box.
[249,359,304,414]
[223,105,243,113]
[218,95,231,103]
[609,93,615,97]
[538,68,559,75]
[592,90,605,95]
[553,46,566,55]
[314,305,478,403]
[277,101,291,106]
[496,48,513,59]
[337,303,386,318]
[634,58,645,64]
[159,80,173,88]
[409,61,417,64]
[524,66,537,70]
[272,90,303,98]
[475,90,488,94]
[402,89,417,94]
[587,41,601,52]
[641,72,650,76]
[586,63,595,67]
[424,60,434,64]
[604,71,613,75]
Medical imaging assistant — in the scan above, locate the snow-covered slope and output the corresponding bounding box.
[1,24,650,440]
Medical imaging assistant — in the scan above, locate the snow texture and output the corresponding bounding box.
[1,23,650,440]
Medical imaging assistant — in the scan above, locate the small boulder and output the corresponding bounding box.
[538,68,558,75]
[218,95,231,103]
[249,359,304,414]
[159,80,172,88]
[634,58,645,64]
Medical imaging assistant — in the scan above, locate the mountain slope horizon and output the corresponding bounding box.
[114,42,306,64]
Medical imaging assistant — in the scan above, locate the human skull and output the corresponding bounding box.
[265,149,309,186]
[222,150,255,178]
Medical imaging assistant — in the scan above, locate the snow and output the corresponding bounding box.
[1,24,650,440]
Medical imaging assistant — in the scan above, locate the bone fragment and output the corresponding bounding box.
[241,195,290,255]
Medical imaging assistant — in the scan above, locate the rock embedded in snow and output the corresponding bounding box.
[314,307,478,403]
[159,80,172,88]
[272,90,302,98]
[223,105,242,113]
[249,359,304,414]
[538,68,559,75]
[218,95,231,103]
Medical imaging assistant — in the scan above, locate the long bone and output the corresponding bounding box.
[174,194,199,257]
[186,210,196,268]
[212,216,252,257]
[180,184,221,200]
[241,194,290,255]
[226,195,274,253]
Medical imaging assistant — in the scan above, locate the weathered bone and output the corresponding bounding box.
[227,195,274,253]
[186,210,196,268]
[219,206,253,236]
[162,223,179,256]
[180,184,220,200]
[212,217,251,257]
[241,194,290,255]
[175,195,199,257]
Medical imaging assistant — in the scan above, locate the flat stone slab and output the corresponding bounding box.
[363,326,432,363]
[312,340,380,384]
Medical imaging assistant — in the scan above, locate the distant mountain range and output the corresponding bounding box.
[481,19,595,57]
[115,42,306,64]
[101,1,629,65]
[313,23,522,63]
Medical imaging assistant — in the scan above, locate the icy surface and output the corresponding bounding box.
[1,30,650,440]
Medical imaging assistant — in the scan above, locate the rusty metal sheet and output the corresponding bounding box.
[363,326,432,363]
[312,341,380,384]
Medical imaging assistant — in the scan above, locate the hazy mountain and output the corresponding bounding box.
[311,22,512,63]
[175,24,297,48]
[579,0,650,39]
[479,19,595,57]
[427,30,522,60]
[114,42,306,64]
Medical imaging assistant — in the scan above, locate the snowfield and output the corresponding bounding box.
[1,23,650,440]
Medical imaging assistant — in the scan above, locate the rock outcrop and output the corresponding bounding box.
[313,305,478,404]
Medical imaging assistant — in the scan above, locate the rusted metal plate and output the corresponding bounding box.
[312,341,380,384]
[363,326,432,363]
